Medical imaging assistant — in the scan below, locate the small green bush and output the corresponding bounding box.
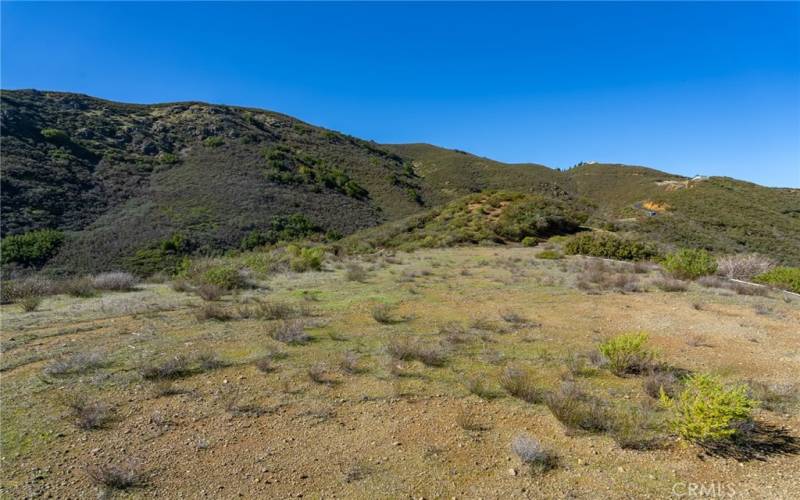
[200,266,245,290]
[662,248,717,279]
[1,229,65,267]
[159,153,180,164]
[598,332,655,376]
[536,250,562,260]
[521,237,538,247]
[287,245,323,272]
[202,136,224,147]
[125,234,192,276]
[660,374,756,443]
[753,267,800,293]
[564,232,658,261]
[239,214,321,250]
[40,128,70,143]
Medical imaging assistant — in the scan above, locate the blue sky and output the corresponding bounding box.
[2,2,799,187]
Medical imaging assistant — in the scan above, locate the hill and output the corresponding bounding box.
[1,90,430,274]
[2,90,799,274]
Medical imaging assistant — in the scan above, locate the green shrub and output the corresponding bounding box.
[159,153,180,164]
[662,248,717,279]
[753,267,800,293]
[660,374,756,443]
[1,229,65,267]
[564,232,658,261]
[598,332,655,376]
[521,237,538,247]
[40,128,70,143]
[125,234,192,276]
[202,136,224,147]
[200,266,246,290]
[287,245,323,272]
[240,214,321,250]
[536,250,562,260]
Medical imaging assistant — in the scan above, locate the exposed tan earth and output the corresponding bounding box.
[1,247,799,498]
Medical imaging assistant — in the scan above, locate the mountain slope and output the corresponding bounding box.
[1,90,427,273]
[2,89,799,273]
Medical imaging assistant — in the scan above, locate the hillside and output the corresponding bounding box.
[2,90,799,274]
[0,90,425,274]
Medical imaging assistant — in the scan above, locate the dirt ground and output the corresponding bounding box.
[1,247,798,498]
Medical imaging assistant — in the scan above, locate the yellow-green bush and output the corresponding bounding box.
[287,245,323,272]
[662,248,717,279]
[536,249,562,260]
[200,266,246,290]
[598,332,655,375]
[564,232,658,261]
[754,267,800,293]
[660,374,756,443]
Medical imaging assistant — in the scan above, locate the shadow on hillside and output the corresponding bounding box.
[701,421,800,462]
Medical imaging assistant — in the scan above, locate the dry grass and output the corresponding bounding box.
[91,272,138,291]
[268,320,311,345]
[544,382,613,434]
[195,284,224,301]
[455,407,487,432]
[87,461,146,490]
[344,263,369,282]
[307,362,332,384]
[339,350,365,374]
[643,370,682,399]
[371,304,396,324]
[717,254,775,280]
[195,303,235,321]
[499,366,546,403]
[748,381,799,413]
[386,336,447,367]
[63,394,113,430]
[651,277,688,292]
[238,300,304,320]
[511,434,557,473]
[139,355,191,380]
[18,294,42,312]
[44,352,107,376]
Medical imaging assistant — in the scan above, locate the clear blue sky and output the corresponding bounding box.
[2,2,799,187]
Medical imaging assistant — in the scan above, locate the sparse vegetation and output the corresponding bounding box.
[195,284,224,301]
[140,355,192,380]
[91,271,138,291]
[18,294,42,312]
[499,366,546,403]
[747,380,799,413]
[717,254,774,280]
[269,320,312,344]
[87,461,146,490]
[387,336,447,367]
[371,303,396,324]
[652,276,688,292]
[44,352,106,376]
[456,407,486,432]
[344,262,368,282]
[195,303,235,321]
[511,434,558,473]
[63,394,113,430]
[545,382,614,433]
